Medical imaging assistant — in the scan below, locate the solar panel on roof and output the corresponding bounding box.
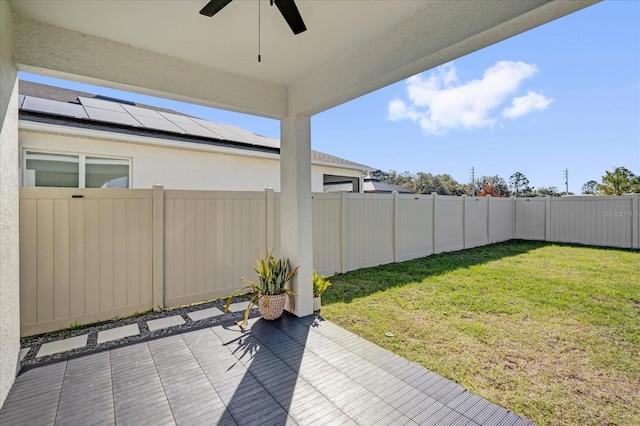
[78,96,127,113]
[252,135,280,149]
[157,111,198,125]
[121,104,164,119]
[84,106,141,127]
[213,122,271,146]
[191,118,246,142]
[133,115,185,133]
[22,96,89,119]
[218,122,254,135]
[223,129,268,146]
[171,122,221,139]
[190,118,227,131]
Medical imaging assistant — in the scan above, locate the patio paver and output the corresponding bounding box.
[18,348,29,363]
[187,306,224,321]
[0,315,535,426]
[96,323,140,344]
[227,300,253,313]
[146,314,185,332]
[35,335,88,358]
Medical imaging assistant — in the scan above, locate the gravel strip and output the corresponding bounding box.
[19,297,259,372]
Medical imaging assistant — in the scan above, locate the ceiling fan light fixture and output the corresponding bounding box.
[200,0,306,35]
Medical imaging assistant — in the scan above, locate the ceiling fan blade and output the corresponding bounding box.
[273,0,307,35]
[199,0,233,17]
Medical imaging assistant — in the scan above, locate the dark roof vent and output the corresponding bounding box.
[94,94,136,105]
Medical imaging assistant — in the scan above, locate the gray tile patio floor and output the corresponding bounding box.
[0,314,534,425]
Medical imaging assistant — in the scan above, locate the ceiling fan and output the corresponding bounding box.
[199,0,307,35]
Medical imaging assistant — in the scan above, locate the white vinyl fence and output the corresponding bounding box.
[515,195,640,248]
[311,193,514,275]
[19,188,639,335]
[20,188,155,336]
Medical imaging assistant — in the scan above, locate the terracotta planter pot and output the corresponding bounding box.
[258,292,287,320]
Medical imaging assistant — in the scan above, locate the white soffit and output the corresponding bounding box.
[9,0,430,86]
[10,0,598,117]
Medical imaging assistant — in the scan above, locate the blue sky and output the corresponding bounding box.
[21,1,639,194]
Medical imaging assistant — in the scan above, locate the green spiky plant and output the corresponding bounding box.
[225,251,298,327]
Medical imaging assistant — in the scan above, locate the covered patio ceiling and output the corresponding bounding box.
[10,0,597,118]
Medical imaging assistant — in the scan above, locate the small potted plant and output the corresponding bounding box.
[225,251,298,327]
[312,270,331,314]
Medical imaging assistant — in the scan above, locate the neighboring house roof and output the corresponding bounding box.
[18,81,374,172]
[324,177,413,194]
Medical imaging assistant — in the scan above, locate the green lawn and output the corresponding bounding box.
[321,241,640,426]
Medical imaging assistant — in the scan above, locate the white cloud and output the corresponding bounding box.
[503,91,553,119]
[388,60,550,134]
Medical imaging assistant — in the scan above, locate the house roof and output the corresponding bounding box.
[18,81,374,172]
[324,177,412,194]
[365,178,413,194]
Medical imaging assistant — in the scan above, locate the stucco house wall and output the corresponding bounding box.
[19,125,366,192]
[0,0,20,407]
[17,82,371,192]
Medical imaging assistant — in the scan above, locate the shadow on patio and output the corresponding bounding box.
[0,313,534,425]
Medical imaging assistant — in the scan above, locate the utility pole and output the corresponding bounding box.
[470,167,476,196]
[563,168,569,195]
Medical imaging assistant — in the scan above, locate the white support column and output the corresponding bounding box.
[0,0,21,407]
[280,116,313,317]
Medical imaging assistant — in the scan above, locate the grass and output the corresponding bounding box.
[321,241,640,426]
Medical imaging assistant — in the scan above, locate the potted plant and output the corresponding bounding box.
[312,270,331,314]
[225,251,298,327]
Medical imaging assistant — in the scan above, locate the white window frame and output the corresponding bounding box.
[23,149,132,188]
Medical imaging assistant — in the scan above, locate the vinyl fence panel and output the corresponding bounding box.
[312,193,342,276]
[345,194,394,270]
[489,197,514,243]
[163,190,268,307]
[515,198,546,240]
[549,196,637,248]
[464,196,489,249]
[20,188,153,336]
[434,195,464,253]
[395,194,433,262]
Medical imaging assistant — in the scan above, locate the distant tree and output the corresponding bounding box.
[413,172,435,194]
[475,175,510,197]
[581,180,598,195]
[373,170,466,195]
[478,183,502,197]
[535,186,561,197]
[459,183,473,196]
[410,173,463,195]
[597,167,640,195]
[371,170,415,192]
[509,172,534,197]
[370,170,389,181]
